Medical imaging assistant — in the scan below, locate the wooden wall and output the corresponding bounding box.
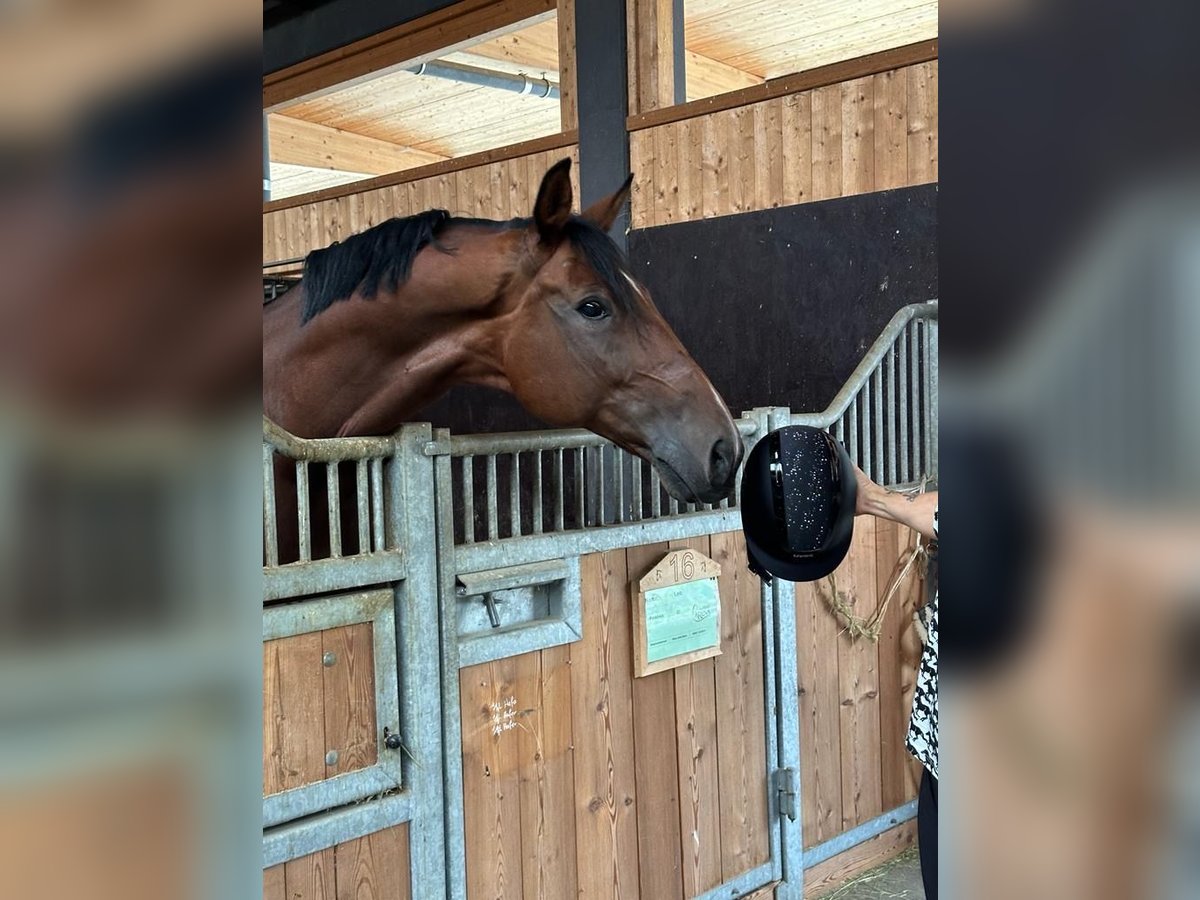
[452,521,924,900]
[794,516,926,851]
[458,531,770,899]
[628,60,937,227]
[263,145,580,264]
[263,622,378,796]
[263,823,412,900]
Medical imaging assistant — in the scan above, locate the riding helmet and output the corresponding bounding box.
[740,425,857,583]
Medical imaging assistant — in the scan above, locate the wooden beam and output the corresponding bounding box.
[685,49,763,101]
[263,0,556,110]
[627,0,679,115]
[268,114,447,175]
[557,0,578,131]
[627,39,938,132]
[460,15,560,71]
[263,129,577,212]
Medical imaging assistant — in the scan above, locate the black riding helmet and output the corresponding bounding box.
[740,425,857,583]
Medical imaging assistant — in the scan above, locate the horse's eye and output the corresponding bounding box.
[576,298,610,320]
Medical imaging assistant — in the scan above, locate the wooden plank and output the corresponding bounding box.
[627,541,684,900]
[558,0,579,131]
[284,846,336,899]
[335,823,412,900]
[810,84,843,202]
[571,549,639,899]
[753,99,784,211]
[628,129,650,228]
[516,643,578,899]
[321,623,377,779]
[835,516,883,831]
[627,40,938,132]
[656,122,681,224]
[699,110,720,219]
[685,49,764,102]
[460,659,524,898]
[840,77,875,198]
[263,131,578,213]
[711,531,770,880]
[670,535,722,896]
[264,865,286,900]
[677,117,702,221]
[794,574,842,846]
[627,0,677,115]
[875,520,921,809]
[729,105,755,214]
[906,61,937,185]
[263,633,326,796]
[872,67,908,191]
[264,0,557,108]
[268,113,445,175]
[780,91,812,206]
[801,820,917,898]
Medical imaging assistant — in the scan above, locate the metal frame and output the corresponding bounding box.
[262,588,401,828]
[261,301,939,900]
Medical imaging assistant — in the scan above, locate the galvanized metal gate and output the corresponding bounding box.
[262,301,937,899]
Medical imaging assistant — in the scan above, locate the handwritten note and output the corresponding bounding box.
[643,577,721,663]
[490,696,518,736]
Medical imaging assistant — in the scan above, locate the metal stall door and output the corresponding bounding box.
[429,410,804,900]
[262,423,447,899]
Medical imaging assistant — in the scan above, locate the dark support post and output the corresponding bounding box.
[672,0,686,105]
[262,113,271,202]
[574,0,630,248]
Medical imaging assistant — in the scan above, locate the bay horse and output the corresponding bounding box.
[264,159,741,554]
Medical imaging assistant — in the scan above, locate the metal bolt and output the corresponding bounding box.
[322,651,337,667]
[383,727,402,750]
[325,750,339,766]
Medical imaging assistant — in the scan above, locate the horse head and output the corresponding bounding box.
[497,159,743,504]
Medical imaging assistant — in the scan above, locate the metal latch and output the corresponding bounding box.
[775,767,797,822]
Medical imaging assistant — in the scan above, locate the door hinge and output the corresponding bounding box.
[775,767,797,822]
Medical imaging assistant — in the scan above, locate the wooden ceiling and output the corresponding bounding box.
[267,2,938,200]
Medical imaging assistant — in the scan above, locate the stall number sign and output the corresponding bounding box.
[633,549,723,677]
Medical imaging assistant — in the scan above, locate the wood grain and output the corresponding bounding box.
[263,632,326,796]
[571,549,639,899]
[810,84,843,203]
[263,865,286,900]
[626,40,937,132]
[873,68,908,191]
[669,536,722,896]
[906,61,937,185]
[626,541,684,900]
[840,77,875,197]
[794,572,842,846]
[875,519,922,809]
[711,530,770,879]
[322,623,378,779]
[334,823,412,900]
[835,516,883,831]
[801,820,917,898]
[284,846,336,900]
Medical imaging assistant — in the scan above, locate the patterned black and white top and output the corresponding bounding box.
[906,507,938,779]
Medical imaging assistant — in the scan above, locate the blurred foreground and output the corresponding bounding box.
[0,3,260,899]
[942,1,1200,898]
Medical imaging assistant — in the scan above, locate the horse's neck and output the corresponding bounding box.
[276,225,525,437]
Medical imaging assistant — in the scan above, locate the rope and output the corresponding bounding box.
[819,478,930,642]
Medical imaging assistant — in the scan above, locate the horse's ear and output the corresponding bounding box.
[581,173,633,233]
[533,158,574,244]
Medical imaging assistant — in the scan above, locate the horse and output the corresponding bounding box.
[264,159,742,557]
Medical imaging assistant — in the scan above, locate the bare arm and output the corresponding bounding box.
[853,464,938,539]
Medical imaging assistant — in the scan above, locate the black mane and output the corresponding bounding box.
[299,209,638,324]
[300,209,450,324]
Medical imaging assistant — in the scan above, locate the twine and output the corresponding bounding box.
[820,479,930,642]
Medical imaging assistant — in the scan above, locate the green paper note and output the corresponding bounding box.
[643,577,720,663]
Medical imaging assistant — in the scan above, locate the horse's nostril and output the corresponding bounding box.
[710,438,735,485]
